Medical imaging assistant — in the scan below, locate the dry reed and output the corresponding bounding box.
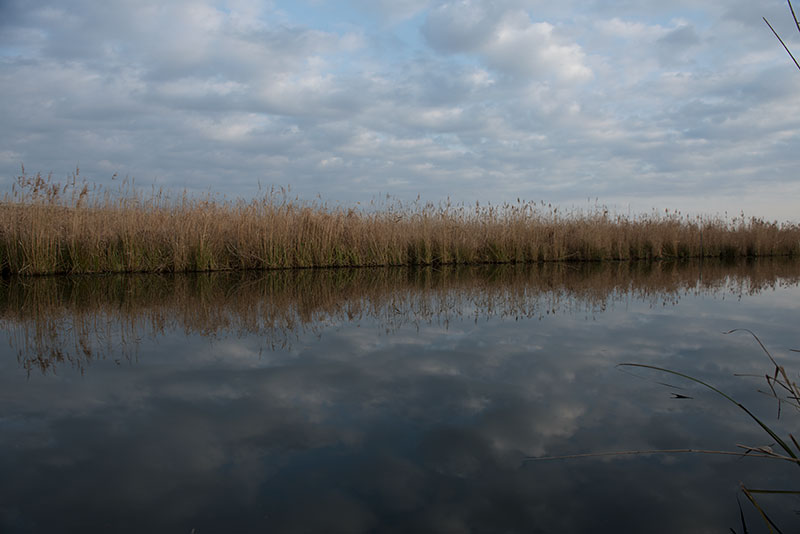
[2,168,800,275]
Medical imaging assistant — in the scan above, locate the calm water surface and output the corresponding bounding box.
[2,261,800,533]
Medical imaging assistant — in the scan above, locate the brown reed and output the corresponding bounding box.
[2,168,799,275]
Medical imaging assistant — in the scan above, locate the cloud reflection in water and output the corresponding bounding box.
[1,260,800,532]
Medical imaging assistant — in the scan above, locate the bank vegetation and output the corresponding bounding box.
[2,169,799,275]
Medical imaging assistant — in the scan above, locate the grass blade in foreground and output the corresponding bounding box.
[615,363,798,462]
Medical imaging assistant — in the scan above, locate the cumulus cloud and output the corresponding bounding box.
[423,2,592,82]
[484,17,592,81]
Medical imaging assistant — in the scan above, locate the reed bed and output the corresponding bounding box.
[2,169,800,275]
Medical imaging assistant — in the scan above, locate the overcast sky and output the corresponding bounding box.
[1,0,799,220]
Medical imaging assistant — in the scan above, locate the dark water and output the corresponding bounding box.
[2,261,800,533]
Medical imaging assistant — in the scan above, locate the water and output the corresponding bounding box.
[2,261,800,533]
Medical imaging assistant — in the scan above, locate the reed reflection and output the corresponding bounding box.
[2,259,799,375]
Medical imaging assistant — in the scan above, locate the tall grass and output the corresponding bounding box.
[2,168,800,275]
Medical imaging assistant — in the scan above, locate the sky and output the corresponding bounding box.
[1,0,799,221]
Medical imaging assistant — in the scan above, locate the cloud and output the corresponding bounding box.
[483,16,593,81]
[423,2,593,82]
[421,0,499,53]
[656,24,702,65]
[0,0,799,220]
[350,0,433,23]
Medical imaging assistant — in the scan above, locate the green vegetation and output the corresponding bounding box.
[2,168,800,275]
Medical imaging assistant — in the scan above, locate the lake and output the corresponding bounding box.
[2,260,799,533]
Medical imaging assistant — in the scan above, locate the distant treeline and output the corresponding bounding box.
[2,170,800,275]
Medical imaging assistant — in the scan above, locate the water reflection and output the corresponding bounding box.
[3,259,799,375]
[1,260,800,533]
